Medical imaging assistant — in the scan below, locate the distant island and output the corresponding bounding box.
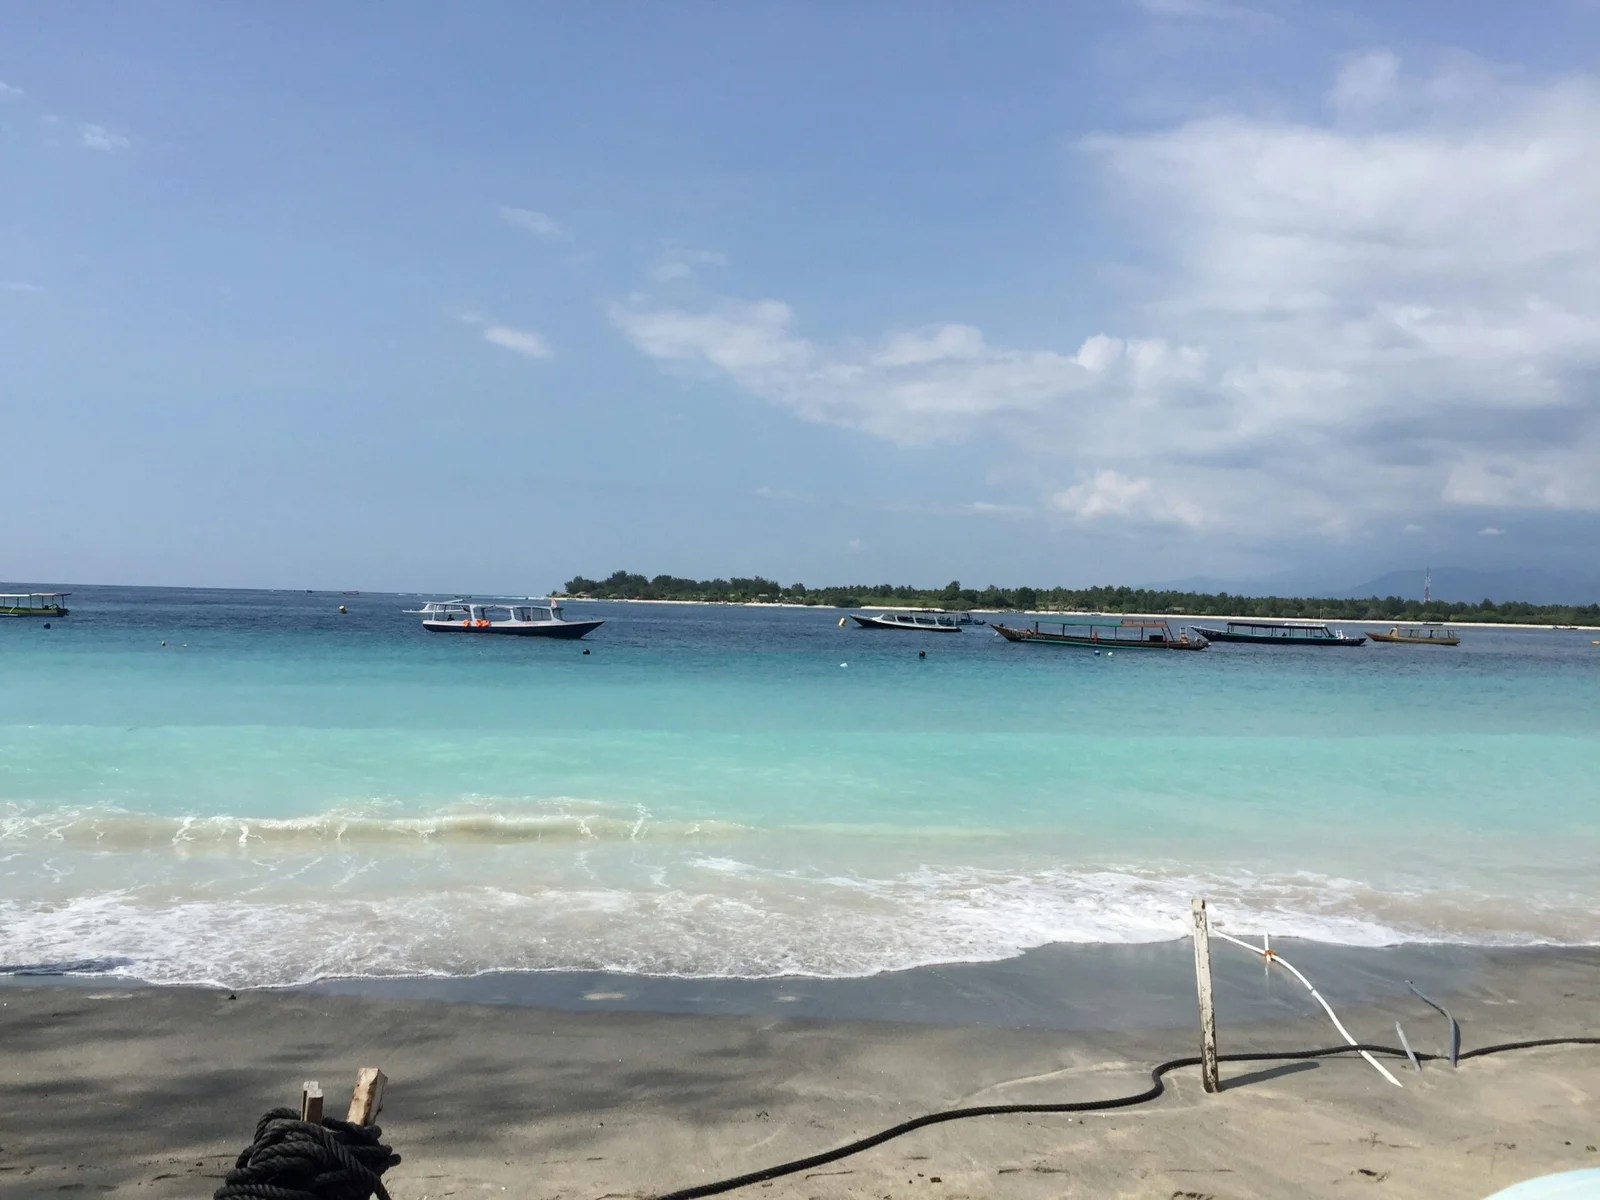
[560,571,1599,626]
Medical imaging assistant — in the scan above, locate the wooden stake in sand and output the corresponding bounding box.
[347,1067,388,1126]
[1191,898,1220,1094]
[300,1080,324,1123]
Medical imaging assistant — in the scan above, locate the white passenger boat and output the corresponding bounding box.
[406,598,603,639]
[850,610,965,632]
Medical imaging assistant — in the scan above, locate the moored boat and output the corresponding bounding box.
[1191,620,1365,647]
[851,610,965,632]
[406,598,603,638]
[1,592,69,618]
[1369,624,1460,646]
[992,616,1207,650]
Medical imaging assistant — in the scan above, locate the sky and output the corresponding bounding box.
[3,0,1599,593]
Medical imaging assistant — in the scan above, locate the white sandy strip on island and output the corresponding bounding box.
[2,949,1597,1199]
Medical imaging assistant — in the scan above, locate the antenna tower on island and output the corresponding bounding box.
[1424,567,1431,605]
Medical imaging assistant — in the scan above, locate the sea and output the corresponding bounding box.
[2,586,1597,990]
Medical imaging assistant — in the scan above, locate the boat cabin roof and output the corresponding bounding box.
[410,597,565,616]
[1039,615,1175,628]
[1225,619,1332,630]
[1,592,70,600]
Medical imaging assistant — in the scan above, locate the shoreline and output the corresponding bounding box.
[3,943,1596,1199]
[8,941,1595,1030]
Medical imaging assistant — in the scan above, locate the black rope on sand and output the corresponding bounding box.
[214,1108,401,1200]
[655,1036,1600,1200]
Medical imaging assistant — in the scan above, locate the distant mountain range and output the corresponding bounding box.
[1334,568,1600,606]
[1149,567,1600,606]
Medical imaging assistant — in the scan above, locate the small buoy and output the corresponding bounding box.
[838,617,846,627]
[1106,651,1113,657]
[161,641,168,647]
[918,650,926,658]
[338,605,348,614]
[583,648,591,655]
[840,662,848,668]
[1093,649,1100,656]
[42,622,50,629]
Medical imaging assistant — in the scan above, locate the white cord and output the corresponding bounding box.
[1210,927,1403,1088]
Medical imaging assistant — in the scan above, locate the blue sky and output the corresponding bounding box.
[4,0,1599,593]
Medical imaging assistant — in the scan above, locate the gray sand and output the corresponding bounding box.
[2,946,1597,1199]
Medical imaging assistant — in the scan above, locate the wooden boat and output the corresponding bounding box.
[406,598,603,639]
[0,592,69,617]
[851,610,964,632]
[1191,620,1365,647]
[992,616,1208,650]
[1368,624,1460,646]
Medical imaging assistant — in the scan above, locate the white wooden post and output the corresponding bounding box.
[1192,898,1220,1094]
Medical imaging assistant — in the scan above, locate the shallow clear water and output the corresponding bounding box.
[2,586,1598,987]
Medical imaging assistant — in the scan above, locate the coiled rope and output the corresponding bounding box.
[655,1036,1600,1200]
[214,1108,401,1200]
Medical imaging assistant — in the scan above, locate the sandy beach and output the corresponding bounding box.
[3,945,1596,1200]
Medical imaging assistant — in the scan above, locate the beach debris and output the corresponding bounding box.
[301,1080,323,1123]
[1406,981,1461,1067]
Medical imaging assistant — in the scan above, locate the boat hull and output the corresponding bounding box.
[423,619,604,639]
[1192,626,1366,647]
[0,606,67,618]
[1368,632,1459,646]
[991,624,1207,650]
[850,615,961,631]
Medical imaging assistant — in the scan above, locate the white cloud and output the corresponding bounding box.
[964,500,1032,517]
[1328,50,1402,119]
[1052,471,1204,527]
[1133,0,1261,20]
[1478,526,1505,537]
[1402,523,1426,535]
[846,538,863,553]
[754,486,815,503]
[481,325,552,359]
[499,206,563,237]
[78,123,130,152]
[616,54,1600,538]
[651,248,729,283]
[0,81,22,98]
[1,281,40,292]
[611,298,1120,445]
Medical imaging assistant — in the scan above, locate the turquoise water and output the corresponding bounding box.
[3,586,1598,987]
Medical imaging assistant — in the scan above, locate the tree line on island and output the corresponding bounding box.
[560,571,1599,626]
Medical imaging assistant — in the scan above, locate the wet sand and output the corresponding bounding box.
[2,945,1597,1199]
